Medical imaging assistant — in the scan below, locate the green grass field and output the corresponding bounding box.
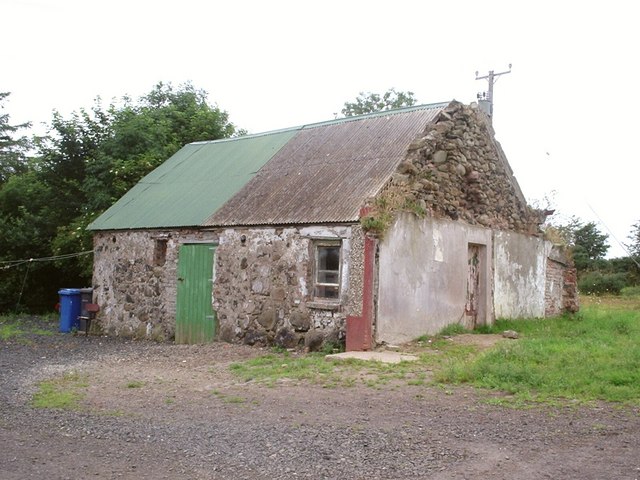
[230,294,640,406]
[440,295,640,405]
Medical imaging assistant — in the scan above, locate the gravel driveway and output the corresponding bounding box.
[1,318,639,479]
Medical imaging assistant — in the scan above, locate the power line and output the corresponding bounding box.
[0,250,93,270]
[586,203,640,268]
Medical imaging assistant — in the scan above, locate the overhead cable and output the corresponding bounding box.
[0,250,93,270]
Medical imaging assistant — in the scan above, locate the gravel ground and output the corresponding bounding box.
[1,317,639,480]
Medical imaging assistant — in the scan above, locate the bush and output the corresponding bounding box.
[578,271,629,295]
[621,285,640,297]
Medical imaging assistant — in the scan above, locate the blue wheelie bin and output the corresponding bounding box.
[58,288,82,333]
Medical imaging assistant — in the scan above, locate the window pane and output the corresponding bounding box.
[315,285,339,299]
[318,246,340,271]
[318,271,339,284]
[315,244,341,299]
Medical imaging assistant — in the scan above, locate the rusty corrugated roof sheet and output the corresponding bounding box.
[205,103,447,226]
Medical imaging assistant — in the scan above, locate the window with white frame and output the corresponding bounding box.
[314,241,341,300]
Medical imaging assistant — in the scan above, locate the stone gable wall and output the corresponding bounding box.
[370,101,544,235]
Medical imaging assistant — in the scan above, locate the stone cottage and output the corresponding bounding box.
[89,101,578,349]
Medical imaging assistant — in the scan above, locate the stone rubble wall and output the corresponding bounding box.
[214,225,359,349]
[380,101,544,235]
[345,224,365,318]
[562,265,579,314]
[92,229,218,340]
[92,225,362,346]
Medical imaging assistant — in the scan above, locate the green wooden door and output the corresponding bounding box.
[176,243,217,344]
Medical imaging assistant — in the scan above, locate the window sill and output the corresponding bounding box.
[307,301,341,311]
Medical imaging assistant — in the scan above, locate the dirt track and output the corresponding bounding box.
[1,320,639,479]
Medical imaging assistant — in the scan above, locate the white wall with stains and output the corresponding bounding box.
[493,231,551,319]
[376,214,493,344]
[376,213,559,345]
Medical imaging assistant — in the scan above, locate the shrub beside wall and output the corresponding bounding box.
[578,272,629,295]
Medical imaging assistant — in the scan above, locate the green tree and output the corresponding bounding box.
[0,92,32,184]
[341,88,417,116]
[624,221,640,285]
[0,172,69,311]
[627,220,640,258]
[550,217,639,292]
[51,82,241,286]
[0,82,241,312]
[91,82,237,208]
[548,217,609,272]
[572,222,609,271]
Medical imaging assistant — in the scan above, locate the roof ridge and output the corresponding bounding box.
[190,101,451,146]
[190,125,303,146]
[300,101,451,130]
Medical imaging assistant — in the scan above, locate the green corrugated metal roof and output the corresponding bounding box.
[88,128,300,230]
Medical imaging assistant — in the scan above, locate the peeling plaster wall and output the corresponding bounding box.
[214,225,356,348]
[376,214,493,344]
[92,229,218,340]
[376,214,566,345]
[493,231,550,318]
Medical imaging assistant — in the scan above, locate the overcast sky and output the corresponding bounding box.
[3,0,638,257]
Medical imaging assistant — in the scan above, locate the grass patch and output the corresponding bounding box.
[229,342,478,389]
[32,372,87,410]
[0,315,56,341]
[621,285,640,297]
[436,298,640,405]
[125,380,145,389]
[208,389,247,404]
[581,293,640,312]
[0,322,23,340]
[228,296,640,406]
[230,353,342,386]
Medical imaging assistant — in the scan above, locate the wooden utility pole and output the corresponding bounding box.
[475,64,511,122]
